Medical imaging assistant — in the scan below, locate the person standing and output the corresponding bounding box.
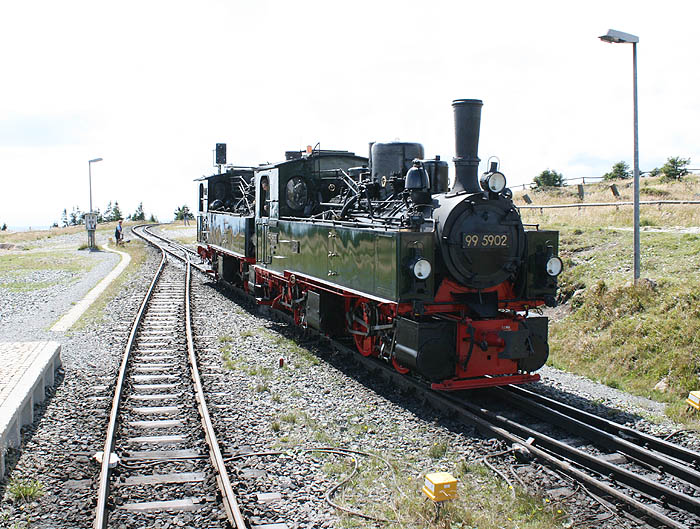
[115,220,123,245]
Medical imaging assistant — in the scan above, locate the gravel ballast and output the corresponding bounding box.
[1,229,698,528]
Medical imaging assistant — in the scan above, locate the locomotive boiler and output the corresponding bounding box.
[197,99,562,390]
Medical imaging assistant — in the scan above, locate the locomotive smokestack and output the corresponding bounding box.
[451,99,483,194]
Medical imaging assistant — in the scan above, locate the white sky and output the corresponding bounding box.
[1,0,698,227]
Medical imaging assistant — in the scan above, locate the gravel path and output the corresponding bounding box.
[1,229,698,527]
[0,229,119,341]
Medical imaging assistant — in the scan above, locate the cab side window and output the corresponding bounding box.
[260,176,269,217]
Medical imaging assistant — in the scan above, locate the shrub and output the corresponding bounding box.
[533,169,564,188]
[660,156,690,181]
[603,161,631,180]
[641,186,670,197]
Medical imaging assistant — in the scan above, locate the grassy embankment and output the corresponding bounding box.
[517,175,700,425]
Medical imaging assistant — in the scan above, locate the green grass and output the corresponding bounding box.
[428,440,449,460]
[260,329,321,367]
[0,250,93,274]
[221,344,273,376]
[524,177,700,427]
[0,279,60,292]
[280,412,297,424]
[6,478,44,503]
[322,452,565,529]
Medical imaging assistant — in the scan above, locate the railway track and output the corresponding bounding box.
[93,226,245,528]
[134,224,208,273]
[139,227,700,528]
[347,349,700,529]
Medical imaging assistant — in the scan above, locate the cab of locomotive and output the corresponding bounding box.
[253,149,369,221]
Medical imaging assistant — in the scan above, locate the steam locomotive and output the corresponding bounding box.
[196,99,562,390]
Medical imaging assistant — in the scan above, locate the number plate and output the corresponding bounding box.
[462,233,510,248]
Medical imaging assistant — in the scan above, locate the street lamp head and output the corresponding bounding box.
[599,29,639,44]
[89,157,103,163]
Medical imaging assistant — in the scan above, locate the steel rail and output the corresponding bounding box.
[132,225,207,275]
[139,225,200,260]
[94,246,167,529]
[183,257,246,528]
[454,394,700,515]
[506,385,700,468]
[492,386,700,487]
[142,225,196,253]
[347,352,690,529]
[105,227,246,527]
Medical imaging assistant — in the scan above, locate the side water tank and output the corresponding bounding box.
[370,142,424,184]
[422,156,449,194]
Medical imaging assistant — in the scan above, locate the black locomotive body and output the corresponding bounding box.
[197,99,562,390]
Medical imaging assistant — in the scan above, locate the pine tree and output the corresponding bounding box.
[61,208,68,227]
[112,201,123,220]
[104,201,113,222]
[603,161,631,180]
[660,157,691,181]
[69,206,79,226]
[132,202,145,221]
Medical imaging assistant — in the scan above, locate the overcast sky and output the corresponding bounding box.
[2,0,698,227]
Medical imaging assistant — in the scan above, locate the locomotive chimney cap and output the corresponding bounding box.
[452,98,483,106]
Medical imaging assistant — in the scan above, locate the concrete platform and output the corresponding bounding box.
[0,341,62,478]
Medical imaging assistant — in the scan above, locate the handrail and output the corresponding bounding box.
[519,199,700,209]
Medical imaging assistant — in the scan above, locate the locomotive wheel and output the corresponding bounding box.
[392,357,410,374]
[352,302,378,357]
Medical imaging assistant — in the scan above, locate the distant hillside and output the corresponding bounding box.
[518,175,700,425]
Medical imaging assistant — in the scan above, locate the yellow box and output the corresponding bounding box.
[422,472,458,502]
[687,391,700,410]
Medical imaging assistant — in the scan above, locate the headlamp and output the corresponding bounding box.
[480,171,507,193]
[546,256,563,277]
[413,259,432,280]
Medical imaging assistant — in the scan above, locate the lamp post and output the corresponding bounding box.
[88,158,103,213]
[599,29,640,284]
[87,158,103,250]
